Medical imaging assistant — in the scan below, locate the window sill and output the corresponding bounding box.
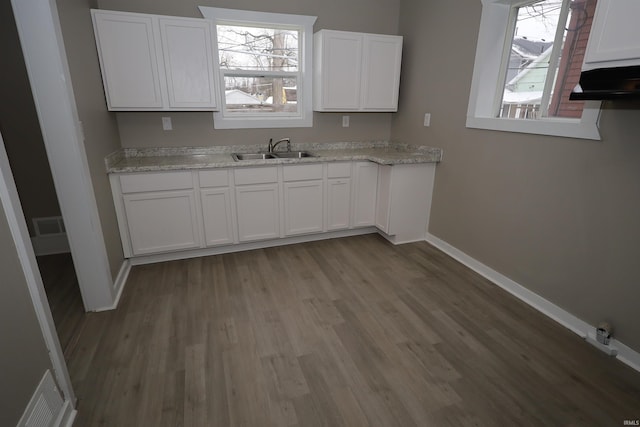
[465,116,601,141]
[212,112,313,129]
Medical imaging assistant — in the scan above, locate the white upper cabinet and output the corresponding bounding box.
[91,10,219,111]
[92,11,164,109]
[158,18,218,109]
[583,0,640,70]
[313,30,403,111]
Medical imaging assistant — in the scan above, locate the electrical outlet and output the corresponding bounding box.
[342,115,350,127]
[162,116,172,131]
[423,113,431,127]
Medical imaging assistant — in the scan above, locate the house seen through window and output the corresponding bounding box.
[499,0,597,120]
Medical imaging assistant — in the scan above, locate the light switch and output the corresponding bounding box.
[162,116,172,131]
[423,113,431,127]
[342,115,350,127]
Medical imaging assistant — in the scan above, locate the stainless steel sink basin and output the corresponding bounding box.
[273,151,314,158]
[232,153,276,161]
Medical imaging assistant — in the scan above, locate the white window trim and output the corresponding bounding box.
[466,0,602,140]
[199,6,317,129]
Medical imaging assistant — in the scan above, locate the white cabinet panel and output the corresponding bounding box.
[159,18,218,109]
[201,188,235,246]
[123,190,201,255]
[92,11,163,109]
[375,163,436,244]
[283,181,324,236]
[327,178,351,231]
[314,31,362,110]
[314,30,402,111]
[91,10,219,111]
[362,35,403,110]
[584,0,640,69]
[352,162,378,227]
[120,171,192,193]
[235,184,280,242]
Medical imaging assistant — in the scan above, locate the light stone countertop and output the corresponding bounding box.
[105,141,443,173]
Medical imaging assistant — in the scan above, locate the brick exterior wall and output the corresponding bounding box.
[548,0,597,118]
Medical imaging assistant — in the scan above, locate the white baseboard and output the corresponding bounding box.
[425,232,640,373]
[31,234,70,256]
[93,259,131,312]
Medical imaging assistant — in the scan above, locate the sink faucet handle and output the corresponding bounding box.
[268,138,273,153]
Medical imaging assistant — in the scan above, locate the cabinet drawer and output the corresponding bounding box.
[327,162,351,178]
[234,167,278,185]
[199,169,229,187]
[283,164,323,181]
[120,171,193,193]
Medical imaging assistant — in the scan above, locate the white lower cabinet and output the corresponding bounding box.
[375,163,436,243]
[352,161,378,227]
[235,184,280,242]
[199,170,235,246]
[326,178,351,230]
[111,160,434,258]
[201,188,235,246]
[123,190,201,255]
[326,162,352,231]
[283,164,324,236]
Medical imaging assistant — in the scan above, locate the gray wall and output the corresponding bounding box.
[0,201,53,426]
[56,0,125,279]
[393,0,640,352]
[0,1,61,237]
[96,0,400,148]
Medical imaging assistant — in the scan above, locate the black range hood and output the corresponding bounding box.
[570,65,640,100]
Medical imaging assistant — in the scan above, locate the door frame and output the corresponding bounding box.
[10,0,116,311]
[0,132,75,405]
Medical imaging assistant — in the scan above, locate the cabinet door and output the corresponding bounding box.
[235,184,280,242]
[584,0,640,68]
[361,35,403,110]
[201,188,235,246]
[123,190,201,255]
[314,30,362,110]
[327,178,351,231]
[283,180,324,236]
[352,162,378,227]
[374,165,392,233]
[92,11,164,109]
[159,18,218,109]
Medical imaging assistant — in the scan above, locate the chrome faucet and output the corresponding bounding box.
[268,138,291,153]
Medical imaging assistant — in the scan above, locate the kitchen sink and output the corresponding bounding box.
[232,153,277,161]
[231,151,315,161]
[273,151,314,158]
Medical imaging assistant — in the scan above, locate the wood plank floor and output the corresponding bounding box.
[37,252,85,360]
[67,234,640,426]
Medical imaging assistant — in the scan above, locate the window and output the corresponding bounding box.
[467,0,601,140]
[199,7,317,129]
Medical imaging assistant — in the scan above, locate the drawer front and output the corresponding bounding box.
[283,164,323,181]
[327,162,352,178]
[120,171,193,193]
[234,166,278,185]
[199,169,229,187]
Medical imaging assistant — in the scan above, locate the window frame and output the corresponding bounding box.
[466,0,602,140]
[199,7,317,129]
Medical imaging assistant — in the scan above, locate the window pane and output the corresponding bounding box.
[500,0,596,120]
[217,25,299,72]
[223,76,298,114]
[547,0,597,118]
[500,0,560,119]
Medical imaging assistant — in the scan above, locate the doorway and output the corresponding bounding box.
[0,2,85,359]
